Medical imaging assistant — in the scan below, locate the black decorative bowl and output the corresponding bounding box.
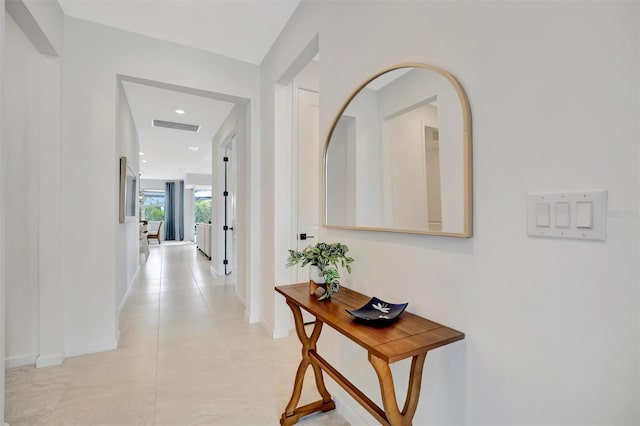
[346,297,408,325]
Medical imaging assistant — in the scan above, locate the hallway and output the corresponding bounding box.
[5,244,348,425]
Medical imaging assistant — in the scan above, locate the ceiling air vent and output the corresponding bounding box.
[152,119,200,133]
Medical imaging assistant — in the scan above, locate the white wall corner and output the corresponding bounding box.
[334,394,372,426]
[273,328,290,339]
[0,0,5,422]
[235,291,246,307]
[246,309,260,324]
[210,264,219,277]
[35,352,64,368]
[259,319,290,339]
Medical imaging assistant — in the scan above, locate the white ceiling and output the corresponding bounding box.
[68,1,301,181]
[57,0,301,64]
[122,81,235,180]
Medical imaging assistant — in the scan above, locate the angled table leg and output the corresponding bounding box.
[280,300,335,425]
[369,352,428,426]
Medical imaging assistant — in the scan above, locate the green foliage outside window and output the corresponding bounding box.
[195,199,212,224]
[141,190,165,221]
[145,206,165,221]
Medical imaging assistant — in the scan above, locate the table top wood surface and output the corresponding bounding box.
[275,283,464,363]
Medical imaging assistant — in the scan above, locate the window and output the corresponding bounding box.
[194,190,212,224]
[141,190,165,221]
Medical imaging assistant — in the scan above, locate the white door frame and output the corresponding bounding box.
[272,39,320,337]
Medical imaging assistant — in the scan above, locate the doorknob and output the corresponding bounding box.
[299,233,315,241]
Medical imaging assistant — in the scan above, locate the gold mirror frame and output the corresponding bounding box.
[323,63,473,237]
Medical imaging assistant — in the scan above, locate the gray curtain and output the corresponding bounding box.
[165,182,176,240]
[179,180,184,241]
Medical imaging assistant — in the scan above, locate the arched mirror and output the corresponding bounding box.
[324,63,472,237]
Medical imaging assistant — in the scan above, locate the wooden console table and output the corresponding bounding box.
[275,283,464,426]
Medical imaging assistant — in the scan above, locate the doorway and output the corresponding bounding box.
[290,60,320,325]
[116,76,253,318]
[271,38,320,336]
[294,88,320,283]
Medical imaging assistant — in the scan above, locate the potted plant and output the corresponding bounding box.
[286,242,354,300]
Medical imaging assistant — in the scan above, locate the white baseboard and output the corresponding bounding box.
[36,353,65,368]
[117,268,139,315]
[5,353,37,368]
[66,338,117,358]
[86,339,117,354]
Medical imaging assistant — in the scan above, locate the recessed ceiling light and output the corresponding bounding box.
[139,152,144,155]
[141,160,148,163]
[188,146,199,151]
[175,109,185,115]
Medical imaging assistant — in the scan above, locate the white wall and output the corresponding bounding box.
[184,174,210,243]
[378,69,463,233]
[384,104,437,229]
[0,0,6,419]
[4,0,64,373]
[62,16,260,356]
[115,81,140,314]
[183,188,195,242]
[261,1,639,424]
[5,0,63,56]
[185,173,211,187]
[325,116,352,225]
[4,7,64,369]
[4,13,40,368]
[342,87,381,227]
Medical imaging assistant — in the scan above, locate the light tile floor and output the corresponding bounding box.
[5,243,349,426]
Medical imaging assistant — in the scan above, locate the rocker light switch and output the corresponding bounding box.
[576,202,593,229]
[535,203,550,227]
[555,202,570,228]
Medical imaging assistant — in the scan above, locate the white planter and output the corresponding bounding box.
[309,265,325,284]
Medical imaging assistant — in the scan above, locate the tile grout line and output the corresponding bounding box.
[152,245,163,426]
[188,258,219,331]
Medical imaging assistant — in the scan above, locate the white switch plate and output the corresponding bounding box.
[527,190,606,241]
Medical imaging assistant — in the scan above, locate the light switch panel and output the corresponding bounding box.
[527,190,606,241]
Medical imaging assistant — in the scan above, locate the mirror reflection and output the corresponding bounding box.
[324,65,471,236]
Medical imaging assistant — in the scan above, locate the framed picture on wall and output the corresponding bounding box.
[119,156,137,223]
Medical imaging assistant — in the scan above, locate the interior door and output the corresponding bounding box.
[295,88,320,283]
[223,142,236,275]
